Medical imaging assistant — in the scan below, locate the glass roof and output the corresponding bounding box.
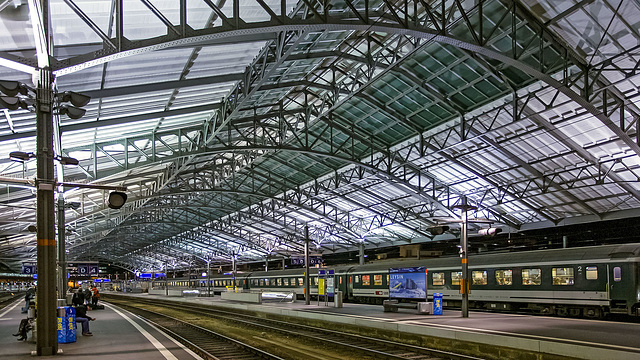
[0,0,639,272]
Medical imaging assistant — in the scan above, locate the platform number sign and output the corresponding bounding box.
[22,265,36,275]
[78,265,89,275]
[89,265,99,275]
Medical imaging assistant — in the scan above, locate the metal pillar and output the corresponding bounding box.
[461,202,469,318]
[304,225,310,305]
[165,262,168,297]
[57,196,66,300]
[35,67,58,355]
[232,256,237,291]
[207,261,211,296]
[358,242,365,265]
[265,257,268,272]
[453,196,476,319]
[563,235,568,248]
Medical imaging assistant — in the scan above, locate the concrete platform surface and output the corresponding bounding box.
[0,299,203,360]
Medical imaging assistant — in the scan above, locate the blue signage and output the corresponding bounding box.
[433,292,443,315]
[138,273,152,279]
[389,267,427,300]
[154,273,166,278]
[22,265,36,275]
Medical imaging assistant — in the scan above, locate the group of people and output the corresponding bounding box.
[71,285,100,336]
[14,285,101,341]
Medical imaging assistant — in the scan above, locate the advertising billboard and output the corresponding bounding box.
[388,267,427,299]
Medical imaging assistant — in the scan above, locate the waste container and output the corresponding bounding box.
[334,291,343,308]
[57,306,76,343]
[433,293,443,315]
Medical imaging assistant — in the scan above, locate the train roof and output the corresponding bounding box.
[345,243,640,272]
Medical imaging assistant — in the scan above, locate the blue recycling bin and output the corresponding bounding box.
[433,293,443,315]
[57,306,76,343]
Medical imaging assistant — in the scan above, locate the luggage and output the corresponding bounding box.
[93,304,105,310]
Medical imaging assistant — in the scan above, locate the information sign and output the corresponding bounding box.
[22,265,36,275]
[326,270,335,296]
[78,265,89,275]
[388,267,427,300]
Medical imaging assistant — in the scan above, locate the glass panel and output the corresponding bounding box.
[298,278,304,286]
[586,266,597,280]
[277,278,281,286]
[374,275,382,285]
[433,272,445,286]
[552,268,574,285]
[495,270,512,285]
[472,271,487,285]
[265,278,269,286]
[362,275,370,286]
[522,269,541,285]
[451,272,462,285]
[614,267,622,281]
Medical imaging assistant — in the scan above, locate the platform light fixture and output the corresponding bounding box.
[427,225,450,236]
[9,151,35,162]
[478,227,502,236]
[0,80,29,97]
[107,191,128,209]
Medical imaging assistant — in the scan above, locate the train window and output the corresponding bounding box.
[386,274,389,285]
[451,272,462,285]
[298,278,304,286]
[340,277,343,285]
[495,270,513,285]
[314,277,318,285]
[613,267,622,281]
[552,268,574,285]
[432,273,445,286]
[362,275,370,286]
[472,271,487,285]
[283,278,289,286]
[277,278,282,286]
[355,276,360,283]
[522,268,541,285]
[265,279,270,286]
[374,275,382,286]
[586,266,598,280]
[260,279,264,286]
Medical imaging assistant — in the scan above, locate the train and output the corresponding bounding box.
[150,243,640,318]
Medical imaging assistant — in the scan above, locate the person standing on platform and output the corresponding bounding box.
[74,303,95,336]
[72,288,84,307]
[84,287,92,305]
[91,285,100,307]
[21,286,35,313]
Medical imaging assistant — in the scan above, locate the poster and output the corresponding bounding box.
[388,267,427,299]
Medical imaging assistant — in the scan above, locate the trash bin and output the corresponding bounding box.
[57,306,76,343]
[334,291,343,308]
[433,293,443,315]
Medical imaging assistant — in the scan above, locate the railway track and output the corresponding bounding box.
[107,295,483,360]
[109,302,284,360]
[0,291,23,310]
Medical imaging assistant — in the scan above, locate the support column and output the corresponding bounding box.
[207,260,211,296]
[165,262,168,297]
[461,201,469,318]
[35,67,57,356]
[563,235,568,248]
[304,225,310,305]
[57,196,66,300]
[265,257,268,272]
[232,255,237,291]
[358,242,365,265]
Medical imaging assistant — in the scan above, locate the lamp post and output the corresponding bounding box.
[452,196,477,318]
[35,67,58,356]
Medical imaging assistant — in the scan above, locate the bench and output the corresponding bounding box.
[383,300,431,314]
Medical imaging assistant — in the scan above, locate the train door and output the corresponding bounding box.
[607,263,635,314]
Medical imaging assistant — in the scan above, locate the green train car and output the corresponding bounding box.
[162,243,640,318]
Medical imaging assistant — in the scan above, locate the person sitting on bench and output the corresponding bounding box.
[74,304,96,336]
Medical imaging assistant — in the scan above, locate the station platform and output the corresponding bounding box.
[2,291,640,360]
[112,291,640,360]
[0,298,203,360]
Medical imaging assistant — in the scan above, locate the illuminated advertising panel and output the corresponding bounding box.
[388,267,427,299]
